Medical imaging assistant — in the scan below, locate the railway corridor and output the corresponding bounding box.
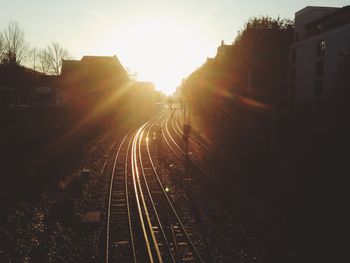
[104,111,264,262]
[106,113,204,263]
[1,111,266,262]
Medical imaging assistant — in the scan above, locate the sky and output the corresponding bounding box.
[0,0,348,94]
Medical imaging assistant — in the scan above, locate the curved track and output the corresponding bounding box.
[161,112,224,193]
[106,113,203,263]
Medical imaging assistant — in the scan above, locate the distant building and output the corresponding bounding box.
[0,65,33,106]
[61,55,129,102]
[61,55,127,77]
[216,40,233,60]
[0,86,16,106]
[288,5,350,112]
[0,65,67,107]
[131,81,155,90]
[32,75,68,107]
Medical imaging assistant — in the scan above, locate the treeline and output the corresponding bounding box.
[180,16,294,153]
[180,15,349,151]
[0,20,71,74]
[179,17,298,261]
[181,16,294,103]
[179,16,350,261]
[0,20,165,207]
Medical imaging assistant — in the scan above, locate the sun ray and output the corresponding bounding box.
[101,17,211,95]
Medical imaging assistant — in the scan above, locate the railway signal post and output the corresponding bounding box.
[166,97,192,175]
[183,123,191,176]
[157,125,163,168]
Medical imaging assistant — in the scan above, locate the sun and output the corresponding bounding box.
[109,17,210,95]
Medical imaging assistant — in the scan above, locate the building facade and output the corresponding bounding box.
[289,6,350,112]
[61,55,129,103]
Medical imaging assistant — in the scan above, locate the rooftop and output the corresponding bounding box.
[61,55,126,76]
[295,6,340,16]
[305,5,350,37]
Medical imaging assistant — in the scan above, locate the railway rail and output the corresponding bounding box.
[161,111,269,237]
[106,113,203,263]
[160,113,224,193]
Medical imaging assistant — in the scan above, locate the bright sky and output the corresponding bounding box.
[1,0,348,95]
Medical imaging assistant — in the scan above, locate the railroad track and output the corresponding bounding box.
[106,132,137,262]
[162,112,270,237]
[160,113,224,193]
[171,113,210,156]
[170,113,224,183]
[106,114,203,263]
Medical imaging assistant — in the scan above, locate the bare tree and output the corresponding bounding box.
[29,47,39,71]
[46,42,71,75]
[2,21,28,65]
[37,48,51,74]
[0,33,5,63]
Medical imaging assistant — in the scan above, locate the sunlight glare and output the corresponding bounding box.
[109,18,211,95]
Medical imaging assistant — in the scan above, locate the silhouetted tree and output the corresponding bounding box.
[0,33,5,63]
[45,42,71,75]
[37,48,51,74]
[35,43,71,75]
[29,47,39,71]
[180,16,294,154]
[245,16,293,30]
[2,21,28,65]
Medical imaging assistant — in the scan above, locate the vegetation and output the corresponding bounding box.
[0,21,28,65]
[0,21,71,74]
[33,42,72,75]
[180,16,294,153]
[179,16,298,260]
[0,20,165,209]
[179,16,350,261]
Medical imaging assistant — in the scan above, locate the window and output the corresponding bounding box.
[289,81,295,97]
[316,60,324,77]
[317,40,326,57]
[314,80,323,96]
[289,100,294,112]
[36,93,51,101]
[290,49,296,64]
[290,66,296,80]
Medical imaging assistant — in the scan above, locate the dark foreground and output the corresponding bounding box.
[0,106,347,262]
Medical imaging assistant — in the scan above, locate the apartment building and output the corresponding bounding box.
[289,6,350,111]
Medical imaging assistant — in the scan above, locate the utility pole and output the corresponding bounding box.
[157,124,163,168]
[166,97,190,174]
[183,122,191,176]
[182,96,191,177]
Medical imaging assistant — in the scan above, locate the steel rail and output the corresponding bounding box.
[124,135,137,262]
[162,113,225,192]
[171,113,216,173]
[130,113,170,262]
[131,124,158,263]
[167,112,267,236]
[138,121,177,263]
[106,111,205,263]
[172,113,206,153]
[145,119,204,262]
[165,114,186,155]
[106,133,134,263]
[160,116,182,159]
